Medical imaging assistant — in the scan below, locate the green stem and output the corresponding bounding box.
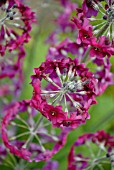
[23,116,43,148]
[8,152,17,165]
[35,134,45,152]
[33,115,43,132]
[96,23,110,38]
[23,134,34,148]
[82,46,92,63]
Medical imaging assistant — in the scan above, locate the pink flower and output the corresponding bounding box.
[90,36,114,58]
[72,13,93,45]
[68,130,114,170]
[76,0,114,42]
[42,104,67,126]
[80,0,98,17]
[94,59,113,95]
[0,0,35,55]
[31,58,97,128]
[2,100,69,162]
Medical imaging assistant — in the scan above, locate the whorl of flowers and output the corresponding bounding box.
[78,0,114,42]
[31,58,97,128]
[68,130,114,170]
[1,100,69,162]
[0,0,35,55]
[0,0,114,168]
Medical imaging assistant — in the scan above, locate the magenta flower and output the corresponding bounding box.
[2,100,69,162]
[94,58,113,95]
[46,38,87,61]
[68,145,89,170]
[46,38,70,60]
[68,130,114,170]
[41,104,67,126]
[77,0,114,42]
[90,36,114,58]
[72,13,93,45]
[78,0,99,17]
[0,0,35,55]
[31,58,97,128]
[56,1,77,33]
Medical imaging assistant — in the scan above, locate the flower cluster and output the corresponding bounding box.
[31,57,97,128]
[68,130,114,170]
[0,0,35,55]
[0,0,114,169]
[2,100,69,162]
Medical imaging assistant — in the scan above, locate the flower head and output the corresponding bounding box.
[68,130,114,170]
[0,0,35,55]
[31,58,97,128]
[2,100,69,162]
[77,0,114,43]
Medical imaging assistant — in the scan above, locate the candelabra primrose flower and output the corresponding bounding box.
[68,130,114,170]
[77,0,114,42]
[0,0,114,169]
[31,58,97,128]
[2,100,69,162]
[0,0,35,55]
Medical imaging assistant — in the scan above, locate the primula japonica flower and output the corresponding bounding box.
[46,38,87,61]
[31,58,97,128]
[77,0,114,42]
[94,58,113,95]
[1,100,69,162]
[46,38,113,96]
[68,130,114,170]
[89,36,114,58]
[72,13,94,45]
[0,0,35,55]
